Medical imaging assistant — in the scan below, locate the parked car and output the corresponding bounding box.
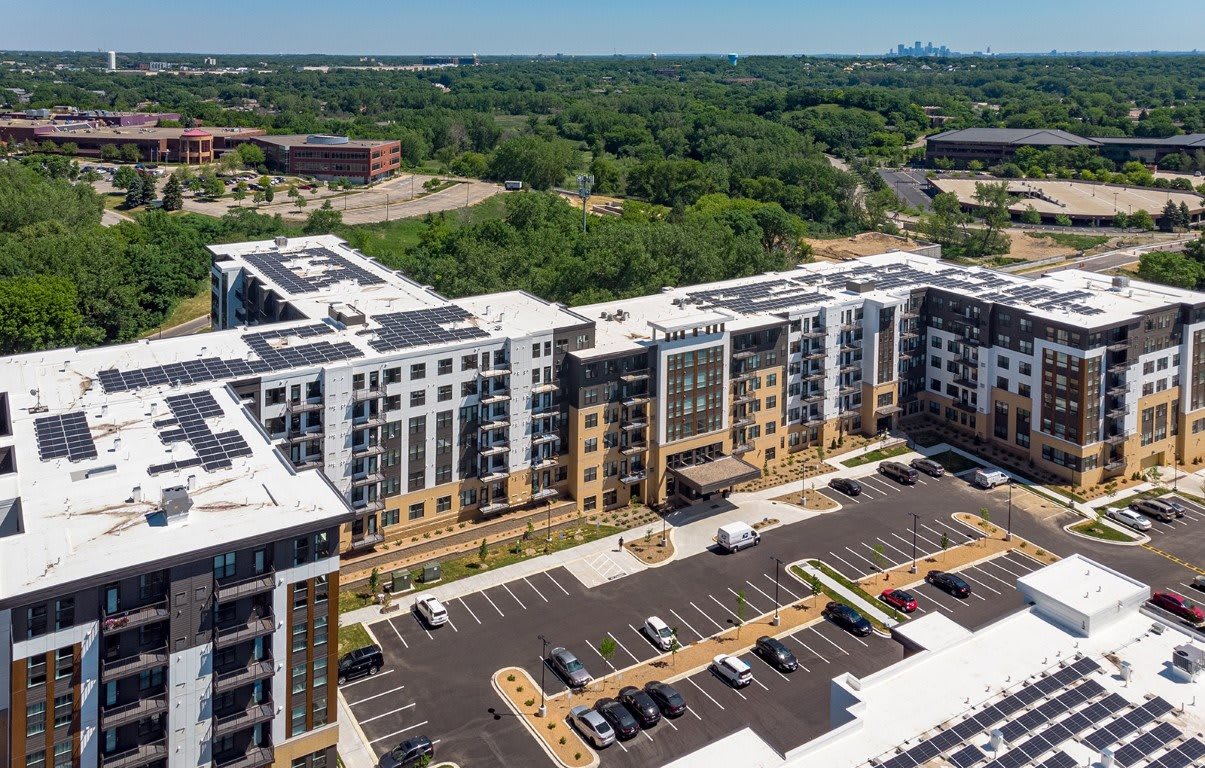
[594,698,640,740]
[338,645,384,684]
[878,461,918,485]
[823,602,873,636]
[1192,574,1205,592]
[879,588,918,613]
[1150,592,1204,623]
[643,615,675,651]
[1131,499,1177,523]
[413,594,448,627]
[754,636,798,672]
[829,477,863,496]
[377,736,434,768]
[617,686,661,727]
[568,705,615,748]
[1161,498,1189,518]
[644,681,687,717]
[910,457,945,477]
[1105,507,1153,532]
[926,570,972,598]
[548,647,592,689]
[973,469,1010,489]
[717,521,760,553]
[711,654,753,687]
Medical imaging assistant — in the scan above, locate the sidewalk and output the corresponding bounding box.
[793,560,899,628]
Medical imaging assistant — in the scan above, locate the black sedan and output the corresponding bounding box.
[926,570,972,598]
[910,457,945,477]
[823,601,873,637]
[754,636,798,672]
[829,477,863,496]
[617,686,661,728]
[644,681,687,717]
[594,698,640,740]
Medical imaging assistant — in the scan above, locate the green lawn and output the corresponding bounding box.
[338,622,373,658]
[350,194,507,256]
[1026,232,1110,251]
[841,443,911,468]
[927,450,985,474]
[1070,519,1139,543]
[141,282,210,338]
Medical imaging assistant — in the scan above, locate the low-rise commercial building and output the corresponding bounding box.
[927,127,1205,166]
[247,135,401,184]
[0,121,264,163]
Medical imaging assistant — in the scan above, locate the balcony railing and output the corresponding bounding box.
[352,414,387,428]
[284,430,324,444]
[619,370,649,382]
[953,376,979,389]
[621,442,648,456]
[732,349,757,360]
[1104,433,1127,445]
[1108,362,1128,374]
[480,468,510,483]
[480,442,510,456]
[215,572,276,603]
[803,370,825,381]
[1107,384,1130,397]
[732,442,754,454]
[731,417,754,429]
[530,457,557,470]
[213,702,275,738]
[347,532,384,552]
[800,329,826,339]
[622,395,650,408]
[286,400,323,413]
[101,599,169,636]
[101,694,168,730]
[621,471,646,484]
[532,382,560,394]
[351,443,385,457]
[351,473,385,489]
[731,370,757,382]
[480,367,511,378]
[215,616,275,650]
[353,388,385,401]
[479,419,510,432]
[480,500,511,516]
[803,392,824,404]
[1107,406,1129,419]
[622,421,648,431]
[101,647,169,684]
[1106,341,1128,352]
[214,746,274,768]
[532,433,560,445]
[214,659,275,694]
[953,400,977,413]
[101,740,168,768]
[805,349,826,360]
[480,392,511,405]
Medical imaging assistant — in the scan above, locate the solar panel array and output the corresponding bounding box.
[366,306,489,353]
[982,681,1109,768]
[1036,752,1076,768]
[33,411,98,462]
[1082,695,1174,750]
[97,323,362,393]
[1113,721,1182,767]
[686,279,830,314]
[1148,737,1205,768]
[157,392,253,472]
[243,246,385,294]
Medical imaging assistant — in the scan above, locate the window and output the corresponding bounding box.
[314,616,328,647]
[930,355,941,369]
[385,367,401,384]
[381,508,399,526]
[55,598,74,630]
[1018,383,1031,398]
[436,385,452,402]
[408,502,425,520]
[314,575,329,605]
[293,581,309,610]
[26,752,45,768]
[435,465,452,484]
[291,705,306,736]
[460,488,477,506]
[54,648,73,681]
[583,496,597,511]
[137,667,162,691]
[292,621,308,651]
[584,388,599,405]
[997,355,1010,370]
[410,390,425,407]
[461,354,476,371]
[584,438,598,453]
[408,441,425,462]
[294,536,310,566]
[213,552,235,580]
[436,496,452,514]
[26,605,47,639]
[313,695,328,728]
[52,743,70,768]
[461,380,478,397]
[584,413,598,429]
[53,693,72,729]
[314,656,328,688]
[765,395,777,409]
[766,421,776,435]
[27,701,46,736]
[408,416,425,434]
[438,358,452,375]
[408,471,425,492]
[584,467,597,482]
[410,363,426,380]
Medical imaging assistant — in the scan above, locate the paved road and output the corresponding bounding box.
[154,314,210,339]
[878,169,935,211]
[1045,236,1198,274]
[340,466,1201,767]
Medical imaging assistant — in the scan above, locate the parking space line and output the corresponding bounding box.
[456,597,481,625]
[480,590,506,617]
[958,571,1002,595]
[522,577,549,603]
[969,564,1014,589]
[685,677,725,710]
[387,618,409,649]
[865,476,901,494]
[788,634,829,664]
[1004,550,1048,568]
[745,580,779,608]
[543,571,571,596]
[444,616,459,632]
[369,720,429,745]
[642,729,654,743]
[932,519,971,542]
[344,681,403,703]
[663,714,681,729]
[411,613,433,640]
[912,529,942,549]
[846,546,881,572]
[983,558,1026,579]
[359,702,416,724]
[891,531,924,555]
[754,653,795,680]
[615,737,629,753]
[588,643,617,670]
[691,601,727,633]
[765,573,803,602]
[727,587,763,615]
[827,551,864,578]
[919,587,962,612]
[630,623,656,650]
[608,631,642,664]
[877,537,912,560]
[502,583,528,610]
[750,675,771,692]
[670,608,706,640]
[946,515,984,537]
[710,593,745,624]
[809,626,850,655]
[921,523,952,543]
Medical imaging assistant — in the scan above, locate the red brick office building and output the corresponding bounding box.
[249,134,401,184]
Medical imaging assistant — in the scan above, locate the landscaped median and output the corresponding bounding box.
[492,592,832,767]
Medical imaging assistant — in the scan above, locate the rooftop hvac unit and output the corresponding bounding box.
[161,485,193,524]
[1172,644,1205,680]
[274,236,288,248]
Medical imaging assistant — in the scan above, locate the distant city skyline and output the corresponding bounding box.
[3,0,1203,56]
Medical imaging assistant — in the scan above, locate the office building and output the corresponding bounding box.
[244,135,401,184]
[0,121,264,164]
[926,127,1205,165]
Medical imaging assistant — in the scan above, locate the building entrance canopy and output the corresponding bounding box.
[668,455,761,495]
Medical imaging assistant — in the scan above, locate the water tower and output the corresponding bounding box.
[728,53,739,66]
[107,51,117,71]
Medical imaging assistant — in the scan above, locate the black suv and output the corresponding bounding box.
[617,686,660,727]
[338,645,385,684]
[754,636,799,672]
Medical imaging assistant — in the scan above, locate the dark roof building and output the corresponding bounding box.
[926,127,1205,166]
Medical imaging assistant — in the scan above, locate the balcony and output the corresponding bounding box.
[732,392,754,405]
[480,500,511,516]
[353,388,384,401]
[214,659,275,694]
[620,370,649,382]
[355,499,385,514]
[284,429,324,444]
[731,416,754,429]
[347,532,384,552]
[622,420,648,431]
[839,322,860,332]
[838,384,860,396]
[532,433,560,445]
[731,370,757,382]
[803,370,825,381]
[901,309,920,319]
[215,572,276,603]
[101,739,168,768]
[732,349,757,361]
[957,354,978,367]
[213,702,275,738]
[101,694,168,730]
[480,468,510,483]
[480,367,511,378]
[530,457,557,470]
[839,362,861,374]
[839,343,859,353]
[732,442,754,454]
[621,471,647,484]
[101,600,169,636]
[286,400,323,413]
[481,391,511,406]
[1107,384,1130,397]
[531,487,559,501]
[899,329,920,340]
[801,328,826,339]
[953,400,977,413]
[803,392,824,404]
[215,615,276,650]
[621,442,648,456]
[805,349,826,360]
[532,382,560,394]
[352,414,387,429]
[293,456,322,470]
[804,416,825,427]
[479,419,510,432]
[351,443,385,458]
[101,647,169,684]
[1106,341,1128,352]
[953,376,979,389]
[351,472,385,488]
[1104,433,1127,445]
[215,746,274,768]
[622,395,651,408]
[1108,362,1129,375]
[480,442,510,457]
[1105,458,1126,471]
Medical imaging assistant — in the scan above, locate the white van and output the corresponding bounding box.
[973,469,1010,489]
[717,522,760,553]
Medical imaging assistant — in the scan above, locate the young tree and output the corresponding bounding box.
[119,143,141,163]
[810,573,823,609]
[1112,212,1129,229]
[139,173,157,206]
[100,143,121,162]
[235,142,265,169]
[368,567,380,596]
[1020,206,1041,225]
[161,174,184,212]
[293,194,309,213]
[1178,202,1192,230]
[478,538,489,564]
[1129,209,1155,231]
[202,173,225,200]
[232,182,248,205]
[112,165,138,190]
[1053,213,1073,227]
[252,190,265,207]
[872,543,888,577]
[598,636,617,671]
[668,631,682,667]
[264,183,275,204]
[123,174,145,208]
[735,590,747,637]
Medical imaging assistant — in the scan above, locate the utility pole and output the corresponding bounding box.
[537,634,549,717]
[576,174,593,234]
[770,556,784,626]
[909,512,920,574]
[1006,481,1013,542]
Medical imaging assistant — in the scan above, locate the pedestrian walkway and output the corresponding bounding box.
[793,560,899,629]
[337,696,376,768]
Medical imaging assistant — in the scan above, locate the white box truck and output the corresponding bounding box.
[717,522,760,553]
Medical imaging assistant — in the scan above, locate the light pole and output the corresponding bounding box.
[546,501,553,543]
[576,174,593,234]
[538,634,549,717]
[909,513,920,574]
[1174,453,1180,493]
[1006,481,1013,542]
[770,556,784,626]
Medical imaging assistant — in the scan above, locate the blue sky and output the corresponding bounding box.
[6,0,1204,55]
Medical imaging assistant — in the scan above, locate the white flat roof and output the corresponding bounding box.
[1017,552,1149,616]
[891,611,973,652]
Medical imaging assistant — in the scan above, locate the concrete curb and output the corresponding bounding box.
[490,668,599,768]
[625,527,678,570]
[1060,517,1148,546]
[789,559,899,628]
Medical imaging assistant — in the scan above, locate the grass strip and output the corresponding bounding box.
[841,443,911,468]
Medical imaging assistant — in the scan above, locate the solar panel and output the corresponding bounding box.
[1037,752,1076,768]
[243,247,384,295]
[1149,738,1204,768]
[367,306,490,353]
[1113,722,1182,767]
[33,411,98,462]
[157,392,253,473]
[948,744,985,768]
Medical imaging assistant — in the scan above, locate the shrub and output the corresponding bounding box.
[525,699,535,707]
[547,723,556,730]
[559,737,567,745]
[506,674,516,682]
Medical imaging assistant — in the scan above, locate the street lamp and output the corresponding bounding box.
[909,513,920,574]
[546,501,553,543]
[1174,453,1181,493]
[538,634,549,717]
[1006,481,1013,542]
[770,556,784,626]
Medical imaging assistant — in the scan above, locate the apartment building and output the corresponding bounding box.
[0,362,353,768]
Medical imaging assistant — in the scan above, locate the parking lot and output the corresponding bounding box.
[1142,493,1205,564]
[339,460,1205,767]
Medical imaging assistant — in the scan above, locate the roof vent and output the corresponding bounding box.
[274,236,288,248]
[846,279,877,294]
[1111,275,1130,291]
[161,485,192,523]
